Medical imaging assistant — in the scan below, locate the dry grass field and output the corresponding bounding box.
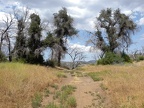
[1,61,144,108]
[0,62,59,108]
[80,61,144,108]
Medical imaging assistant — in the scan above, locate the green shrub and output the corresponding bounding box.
[44,89,50,97]
[45,59,56,67]
[97,52,124,65]
[53,91,61,100]
[26,54,44,64]
[12,58,27,63]
[67,96,77,108]
[88,72,106,81]
[59,92,69,104]
[57,72,67,78]
[45,102,58,108]
[100,83,108,90]
[32,93,42,108]
[121,52,132,63]
[138,56,144,61]
[50,84,59,90]
[61,85,77,95]
[52,85,77,108]
[0,51,7,62]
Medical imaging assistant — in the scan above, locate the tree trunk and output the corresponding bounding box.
[58,51,61,66]
[8,42,12,62]
[0,36,4,52]
[6,32,12,62]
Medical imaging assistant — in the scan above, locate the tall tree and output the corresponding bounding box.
[27,13,43,64]
[53,7,77,66]
[88,8,137,56]
[14,18,27,60]
[13,8,30,61]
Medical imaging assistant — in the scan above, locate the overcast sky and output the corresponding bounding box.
[0,0,144,61]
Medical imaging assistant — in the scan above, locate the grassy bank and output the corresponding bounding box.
[0,62,58,108]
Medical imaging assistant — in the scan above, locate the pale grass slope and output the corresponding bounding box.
[1,61,144,108]
[0,63,58,108]
[81,61,144,108]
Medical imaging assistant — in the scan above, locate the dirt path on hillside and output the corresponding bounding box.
[41,73,111,108]
[63,74,110,108]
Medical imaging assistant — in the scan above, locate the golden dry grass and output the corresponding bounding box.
[81,61,144,108]
[0,62,59,108]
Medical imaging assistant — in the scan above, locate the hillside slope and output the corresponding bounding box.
[0,63,59,108]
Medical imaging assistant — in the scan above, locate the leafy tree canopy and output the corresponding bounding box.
[53,7,78,66]
[90,8,137,54]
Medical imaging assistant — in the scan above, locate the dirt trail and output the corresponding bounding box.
[41,73,111,108]
[66,74,110,108]
[70,77,103,107]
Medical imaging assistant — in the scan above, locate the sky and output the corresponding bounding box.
[0,0,144,61]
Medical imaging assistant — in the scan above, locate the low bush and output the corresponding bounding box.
[52,85,77,107]
[45,59,56,67]
[88,71,108,81]
[97,52,124,65]
[138,56,144,61]
[97,52,132,65]
[61,85,77,95]
[0,51,7,62]
[67,96,77,108]
[45,102,58,108]
[121,52,132,63]
[32,93,42,108]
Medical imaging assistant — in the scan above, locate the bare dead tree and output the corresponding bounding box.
[0,13,16,61]
[0,13,15,52]
[141,46,144,55]
[5,32,13,61]
[130,49,141,60]
[67,47,86,69]
[40,19,50,32]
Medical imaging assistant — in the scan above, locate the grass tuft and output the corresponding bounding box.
[67,96,77,108]
[31,93,42,108]
[56,72,67,78]
[88,71,108,81]
[61,85,77,95]
[45,102,58,108]
[52,85,77,107]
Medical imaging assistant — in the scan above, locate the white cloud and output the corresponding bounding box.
[70,43,91,52]
[1,0,144,31]
[1,0,144,61]
[0,12,7,21]
[67,0,81,5]
[69,43,101,53]
[137,17,144,25]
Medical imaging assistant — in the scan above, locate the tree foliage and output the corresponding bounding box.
[97,51,132,65]
[0,51,7,62]
[0,7,139,66]
[53,7,77,66]
[14,18,27,60]
[89,8,137,54]
[27,13,43,64]
[97,52,124,65]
